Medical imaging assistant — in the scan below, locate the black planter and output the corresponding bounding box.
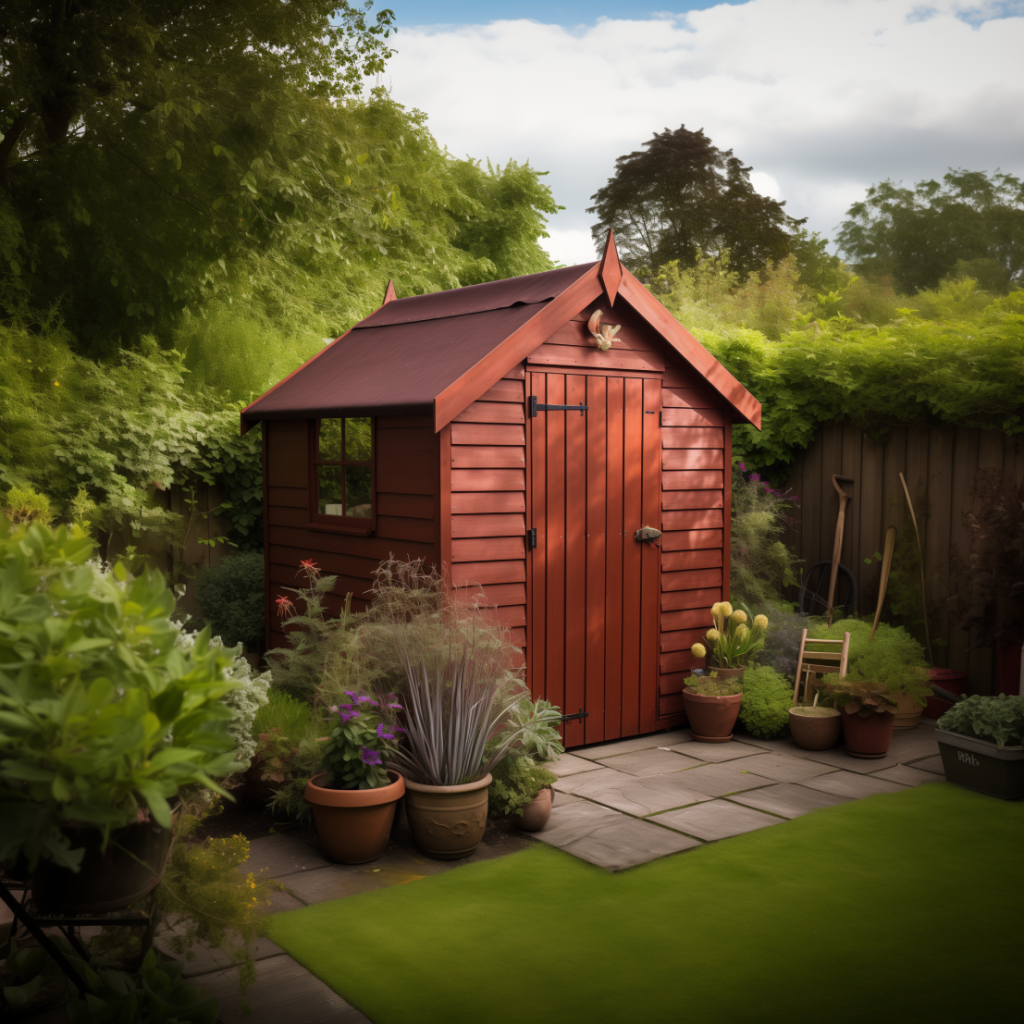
[935,728,1024,801]
[31,815,176,913]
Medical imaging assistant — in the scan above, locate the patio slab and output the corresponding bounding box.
[572,729,691,760]
[662,740,768,764]
[870,764,945,787]
[730,735,806,755]
[552,766,713,816]
[795,740,938,775]
[595,747,702,777]
[667,762,775,797]
[800,771,907,800]
[547,752,606,778]
[726,783,851,819]
[243,833,332,879]
[534,796,701,870]
[655,800,783,841]
[740,754,840,783]
[908,754,945,775]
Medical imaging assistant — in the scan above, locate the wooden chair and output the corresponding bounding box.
[792,629,851,707]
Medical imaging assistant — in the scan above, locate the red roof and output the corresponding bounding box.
[241,238,761,433]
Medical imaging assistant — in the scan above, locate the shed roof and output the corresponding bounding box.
[241,235,761,433]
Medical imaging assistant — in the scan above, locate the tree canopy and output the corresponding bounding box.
[587,124,803,279]
[835,169,1024,294]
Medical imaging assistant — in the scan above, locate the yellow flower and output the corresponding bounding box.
[720,602,733,618]
[706,628,721,642]
[736,623,749,638]
[691,642,707,659]
[730,609,748,624]
[710,602,723,619]
[53,381,60,387]
[754,614,769,630]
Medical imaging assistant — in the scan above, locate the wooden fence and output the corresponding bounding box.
[780,422,1024,694]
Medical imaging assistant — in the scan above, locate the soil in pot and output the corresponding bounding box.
[789,706,841,750]
[512,787,552,832]
[404,775,492,860]
[709,667,745,681]
[682,688,743,743]
[304,770,405,865]
[841,707,896,759]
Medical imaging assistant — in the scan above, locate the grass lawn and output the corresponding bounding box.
[268,783,1022,1023]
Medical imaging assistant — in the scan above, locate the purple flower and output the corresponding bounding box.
[377,723,395,741]
[739,461,746,471]
[394,726,407,735]
[336,706,360,723]
[360,748,383,766]
[750,472,761,482]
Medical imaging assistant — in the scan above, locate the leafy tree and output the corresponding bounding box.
[835,169,1024,294]
[587,124,803,279]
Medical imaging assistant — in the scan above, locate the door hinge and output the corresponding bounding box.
[529,396,588,417]
[527,527,537,549]
[560,707,589,724]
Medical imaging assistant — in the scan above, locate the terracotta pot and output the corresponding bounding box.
[709,666,746,681]
[404,774,492,860]
[841,706,896,759]
[513,787,552,832]
[305,770,405,865]
[32,810,178,913]
[682,687,743,743]
[789,707,842,750]
[893,692,924,731]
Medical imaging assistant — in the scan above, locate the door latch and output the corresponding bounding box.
[634,526,662,543]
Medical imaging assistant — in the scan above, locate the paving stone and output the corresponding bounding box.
[870,764,945,787]
[727,783,851,819]
[533,796,700,870]
[794,747,918,775]
[799,771,907,799]
[553,767,712,816]
[192,954,371,1024]
[573,729,691,761]
[740,753,840,783]
[668,761,775,797]
[655,800,782,841]
[662,740,768,763]
[730,735,806,756]
[243,833,332,879]
[908,754,945,775]
[888,726,941,759]
[547,752,606,777]
[595,746,702,776]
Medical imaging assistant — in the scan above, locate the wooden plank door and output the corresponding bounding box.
[527,371,662,748]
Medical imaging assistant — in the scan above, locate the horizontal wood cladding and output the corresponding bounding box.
[451,445,526,469]
[450,491,526,514]
[453,400,525,424]
[660,673,689,696]
[451,468,525,491]
[527,343,664,374]
[661,586,721,612]
[376,423,437,495]
[663,388,719,410]
[450,423,525,446]
[376,493,435,519]
[662,491,725,511]
[663,450,724,471]
[267,427,307,488]
[663,470,724,489]
[272,525,436,563]
[269,486,305,508]
[451,513,525,537]
[662,509,724,531]
[661,607,713,631]
[660,626,706,653]
[662,548,722,572]
[659,692,686,716]
[478,379,524,403]
[662,427,725,449]
[662,567,723,591]
[661,648,697,674]
[454,582,526,607]
[451,535,525,562]
[662,529,724,552]
[450,560,527,587]
[662,408,728,428]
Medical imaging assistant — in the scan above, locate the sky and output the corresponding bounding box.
[373,0,1024,267]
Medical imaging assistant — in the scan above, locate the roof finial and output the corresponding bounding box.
[599,230,622,307]
[381,279,397,306]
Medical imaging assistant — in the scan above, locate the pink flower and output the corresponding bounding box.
[274,595,295,619]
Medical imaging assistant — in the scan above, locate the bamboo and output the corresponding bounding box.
[899,472,933,663]
[869,526,897,641]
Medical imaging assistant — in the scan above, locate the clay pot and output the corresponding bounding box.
[789,707,841,750]
[925,669,968,720]
[682,687,743,743]
[513,787,553,832]
[709,666,745,681]
[841,706,896,759]
[893,693,924,731]
[404,774,492,860]
[304,770,405,864]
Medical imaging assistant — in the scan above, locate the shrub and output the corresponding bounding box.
[738,665,793,738]
[1,485,53,524]
[195,551,266,651]
[488,756,557,818]
[756,602,815,679]
[937,693,1024,749]
[254,688,317,742]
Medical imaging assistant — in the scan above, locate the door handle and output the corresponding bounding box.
[634,526,662,543]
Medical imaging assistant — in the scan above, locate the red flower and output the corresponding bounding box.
[298,558,321,581]
[275,595,295,619]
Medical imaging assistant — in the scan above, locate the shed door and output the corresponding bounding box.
[527,371,662,748]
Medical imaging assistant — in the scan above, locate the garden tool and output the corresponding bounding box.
[899,472,933,663]
[869,526,897,641]
[826,474,855,626]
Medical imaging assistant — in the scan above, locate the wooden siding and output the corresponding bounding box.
[782,422,1024,695]
[264,417,439,651]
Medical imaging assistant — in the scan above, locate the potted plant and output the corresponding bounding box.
[691,603,769,680]
[682,668,744,743]
[304,691,406,864]
[935,694,1024,800]
[0,520,244,912]
[819,679,901,758]
[789,706,842,750]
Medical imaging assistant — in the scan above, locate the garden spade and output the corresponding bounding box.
[826,474,855,625]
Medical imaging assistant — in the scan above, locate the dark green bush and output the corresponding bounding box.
[195,552,265,651]
[738,665,793,738]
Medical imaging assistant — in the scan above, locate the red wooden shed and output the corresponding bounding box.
[241,234,760,749]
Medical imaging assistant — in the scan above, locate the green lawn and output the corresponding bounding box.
[268,783,1022,1023]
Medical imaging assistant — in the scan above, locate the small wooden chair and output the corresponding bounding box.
[792,629,850,706]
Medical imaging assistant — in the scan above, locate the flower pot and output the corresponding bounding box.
[682,688,743,743]
[512,787,552,832]
[841,706,896,759]
[789,707,841,750]
[403,774,492,860]
[893,693,924,731]
[242,757,284,805]
[935,729,1024,800]
[925,669,968,720]
[31,812,177,913]
[305,770,405,864]
[709,666,745,681]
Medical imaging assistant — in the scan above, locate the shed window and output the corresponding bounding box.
[313,418,373,520]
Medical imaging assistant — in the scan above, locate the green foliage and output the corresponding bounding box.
[695,603,768,669]
[937,694,1024,750]
[488,755,557,818]
[320,693,402,790]
[254,689,317,743]
[507,697,566,764]
[195,552,266,651]
[686,675,743,696]
[0,484,52,524]
[737,665,793,738]
[0,520,242,871]
[756,603,816,680]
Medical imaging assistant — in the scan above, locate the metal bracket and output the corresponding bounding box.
[527,527,537,549]
[560,707,589,724]
[529,396,588,418]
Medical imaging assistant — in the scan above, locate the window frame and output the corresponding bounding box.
[306,416,377,535]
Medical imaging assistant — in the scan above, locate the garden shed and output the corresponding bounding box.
[241,234,761,748]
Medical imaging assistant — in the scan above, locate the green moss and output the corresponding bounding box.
[738,665,794,738]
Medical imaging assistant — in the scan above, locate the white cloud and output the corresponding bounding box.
[384,0,1024,267]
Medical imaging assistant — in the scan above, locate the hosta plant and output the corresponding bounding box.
[0,520,243,871]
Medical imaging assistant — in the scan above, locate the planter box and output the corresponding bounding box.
[935,728,1024,801]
